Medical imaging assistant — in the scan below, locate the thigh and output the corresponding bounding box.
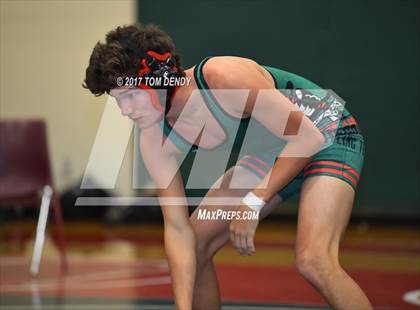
[296,175,355,259]
[305,117,365,191]
[295,115,365,254]
[191,165,281,255]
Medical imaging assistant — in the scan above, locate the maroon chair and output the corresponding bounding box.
[0,120,67,276]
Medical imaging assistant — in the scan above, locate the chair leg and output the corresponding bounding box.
[52,192,68,274]
[30,185,53,277]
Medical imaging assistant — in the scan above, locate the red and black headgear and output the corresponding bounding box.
[137,50,182,114]
[120,39,183,115]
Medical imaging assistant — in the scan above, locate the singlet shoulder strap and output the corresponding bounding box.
[194,57,245,129]
[159,119,196,153]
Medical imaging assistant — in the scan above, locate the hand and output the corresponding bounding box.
[229,204,259,256]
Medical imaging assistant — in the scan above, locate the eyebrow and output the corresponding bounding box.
[114,88,136,99]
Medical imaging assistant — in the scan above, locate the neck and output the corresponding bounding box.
[165,68,194,120]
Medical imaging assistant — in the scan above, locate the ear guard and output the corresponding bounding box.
[138,50,178,79]
[137,50,182,114]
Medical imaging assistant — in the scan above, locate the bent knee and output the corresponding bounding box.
[195,236,211,257]
[295,246,340,284]
[194,228,221,264]
[195,238,221,274]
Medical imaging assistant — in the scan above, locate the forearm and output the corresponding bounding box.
[157,182,196,309]
[141,132,197,308]
[252,138,322,202]
[163,213,196,310]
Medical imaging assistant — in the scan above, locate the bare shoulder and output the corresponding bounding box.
[202,56,265,88]
[204,56,259,71]
[200,56,274,116]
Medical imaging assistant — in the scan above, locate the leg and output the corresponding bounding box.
[295,176,372,309]
[52,192,68,274]
[190,166,281,310]
[30,185,53,276]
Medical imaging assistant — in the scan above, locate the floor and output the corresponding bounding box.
[0,219,419,309]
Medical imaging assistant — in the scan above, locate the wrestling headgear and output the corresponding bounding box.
[137,50,183,115]
[119,39,183,114]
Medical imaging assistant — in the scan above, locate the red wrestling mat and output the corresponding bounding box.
[216,264,420,310]
[1,221,419,309]
[1,256,419,309]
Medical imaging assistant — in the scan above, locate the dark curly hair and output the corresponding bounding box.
[83,23,184,96]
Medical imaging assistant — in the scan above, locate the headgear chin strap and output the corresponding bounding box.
[137,50,183,115]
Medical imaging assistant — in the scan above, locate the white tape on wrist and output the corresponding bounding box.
[242,192,266,212]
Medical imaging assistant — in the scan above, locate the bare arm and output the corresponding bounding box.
[204,57,324,202]
[204,57,324,255]
[140,128,195,309]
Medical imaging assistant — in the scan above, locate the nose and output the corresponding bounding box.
[120,103,133,117]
